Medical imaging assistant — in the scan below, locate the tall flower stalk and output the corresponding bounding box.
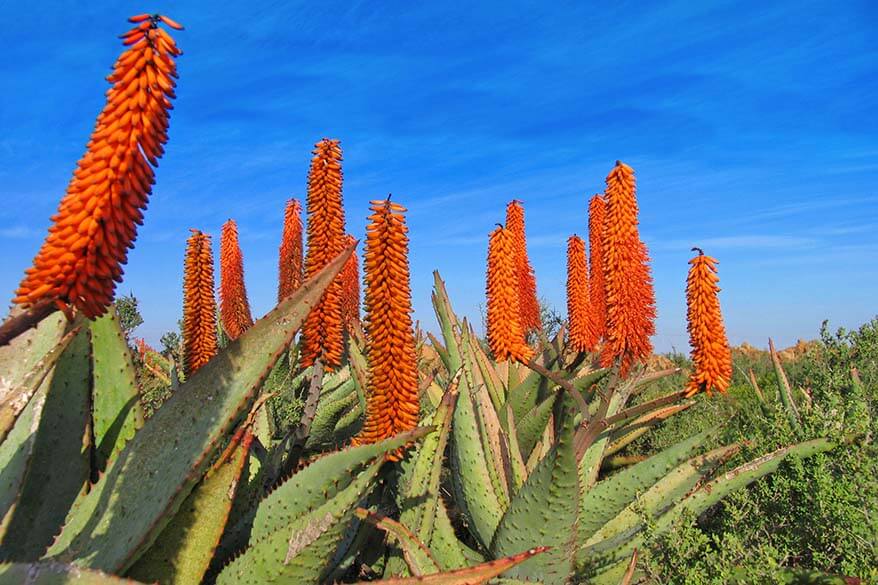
[588,194,608,341]
[339,234,360,332]
[219,219,253,340]
[486,225,533,363]
[566,235,597,353]
[14,14,183,319]
[354,199,419,449]
[600,162,656,376]
[301,139,346,370]
[505,200,541,334]
[684,248,733,397]
[182,229,217,375]
[277,198,303,302]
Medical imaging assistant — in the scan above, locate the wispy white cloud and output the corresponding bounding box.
[0,225,39,239]
[652,234,816,251]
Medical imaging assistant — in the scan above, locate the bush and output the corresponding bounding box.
[636,320,878,583]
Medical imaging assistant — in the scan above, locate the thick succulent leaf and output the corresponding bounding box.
[0,379,47,532]
[506,370,542,425]
[347,334,369,413]
[216,458,383,584]
[0,327,79,486]
[656,439,835,529]
[426,333,451,377]
[1,327,91,561]
[584,444,740,550]
[321,366,351,394]
[0,562,145,584]
[350,546,548,585]
[577,427,717,544]
[0,313,69,446]
[490,408,579,585]
[578,390,626,489]
[461,338,512,508]
[306,382,358,449]
[431,272,462,373]
[252,428,429,545]
[584,554,641,585]
[570,368,610,393]
[515,391,559,463]
[583,438,836,571]
[450,372,506,549]
[421,374,444,413]
[428,498,473,571]
[605,403,692,457]
[44,246,354,573]
[465,331,504,413]
[319,374,355,404]
[398,384,458,542]
[0,311,68,392]
[126,431,252,585]
[89,310,143,469]
[333,402,364,440]
[356,508,440,576]
[503,361,520,394]
[389,385,458,577]
[502,404,528,491]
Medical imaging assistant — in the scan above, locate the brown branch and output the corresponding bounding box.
[603,390,688,428]
[634,367,682,387]
[524,358,590,421]
[0,301,58,347]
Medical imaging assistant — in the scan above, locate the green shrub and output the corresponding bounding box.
[637,320,878,583]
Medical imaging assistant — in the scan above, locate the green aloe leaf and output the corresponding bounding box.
[217,428,430,585]
[89,309,144,469]
[515,390,559,463]
[251,428,429,543]
[450,371,506,549]
[577,427,717,544]
[0,562,145,584]
[44,245,354,573]
[126,430,253,585]
[582,438,836,572]
[388,383,459,576]
[350,546,548,585]
[1,327,91,561]
[507,369,542,425]
[570,368,610,393]
[306,380,358,449]
[356,508,440,576]
[583,444,740,551]
[0,324,79,481]
[0,312,69,446]
[490,406,579,585]
[431,272,461,374]
[427,498,473,571]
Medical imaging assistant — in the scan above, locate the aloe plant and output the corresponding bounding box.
[0,263,839,584]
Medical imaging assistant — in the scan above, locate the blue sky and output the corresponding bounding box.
[1,1,876,352]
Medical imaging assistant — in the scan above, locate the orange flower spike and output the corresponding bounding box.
[182,229,218,375]
[684,248,733,397]
[566,235,597,353]
[219,219,254,340]
[14,15,183,319]
[354,199,419,449]
[301,138,346,370]
[505,200,541,334]
[339,234,361,331]
[486,225,534,363]
[588,194,608,340]
[600,161,657,376]
[277,198,304,302]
